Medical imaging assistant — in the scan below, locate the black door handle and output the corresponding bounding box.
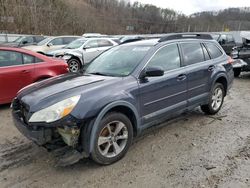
[208,65,215,72]
[22,70,30,73]
[177,74,187,81]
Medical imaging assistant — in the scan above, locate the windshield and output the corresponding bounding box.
[13,36,24,43]
[64,39,87,49]
[37,37,52,45]
[85,45,152,77]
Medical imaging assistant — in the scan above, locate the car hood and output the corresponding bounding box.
[46,48,71,56]
[17,73,121,111]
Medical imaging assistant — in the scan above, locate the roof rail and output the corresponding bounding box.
[159,33,213,42]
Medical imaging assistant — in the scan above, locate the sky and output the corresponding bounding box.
[130,0,250,15]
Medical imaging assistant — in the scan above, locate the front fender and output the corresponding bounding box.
[87,100,140,154]
[64,51,83,65]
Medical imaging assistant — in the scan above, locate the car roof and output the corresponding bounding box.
[121,39,159,46]
[0,47,48,59]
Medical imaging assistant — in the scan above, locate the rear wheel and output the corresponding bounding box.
[233,68,241,77]
[91,112,133,165]
[201,83,225,115]
[68,58,81,73]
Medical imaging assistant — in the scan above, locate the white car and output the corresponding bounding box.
[23,36,79,54]
[46,38,118,72]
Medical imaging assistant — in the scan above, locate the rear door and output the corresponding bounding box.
[180,42,214,107]
[139,43,188,126]
[0,50,34,103]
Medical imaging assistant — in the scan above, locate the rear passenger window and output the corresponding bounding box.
[147,44,180,72]
[98,39,113,47]
[201,44,210,61]
[35,57,43,63]
[205,43,223,59]
[181,43,204,65]
[23,54,35,64]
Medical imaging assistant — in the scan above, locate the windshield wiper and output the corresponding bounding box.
[88,72,112,76]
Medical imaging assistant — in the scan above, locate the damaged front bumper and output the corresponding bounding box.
[11,98,83,149]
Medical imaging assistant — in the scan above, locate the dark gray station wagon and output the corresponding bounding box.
[12,34,234,165]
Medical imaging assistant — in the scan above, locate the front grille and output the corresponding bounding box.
[12,98,30,124]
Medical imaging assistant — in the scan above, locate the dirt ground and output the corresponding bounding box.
[0,75,250,188]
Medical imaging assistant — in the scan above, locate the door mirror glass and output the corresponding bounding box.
[83,45,91,50]
[47,43,53,47]
[144,67,164,77]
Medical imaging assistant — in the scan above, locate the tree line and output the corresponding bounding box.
[0,0,250,35]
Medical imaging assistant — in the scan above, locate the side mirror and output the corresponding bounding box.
[83,45,91,50]
[141,67,164,78]
[47,43,53,47]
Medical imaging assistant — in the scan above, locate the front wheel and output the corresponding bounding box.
[68,58,81,73]
[201,83,225,115]
[91,112,133,165]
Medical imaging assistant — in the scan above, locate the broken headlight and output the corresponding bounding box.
[29,95,80,123]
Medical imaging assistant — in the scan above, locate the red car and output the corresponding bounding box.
[0,47,69,104]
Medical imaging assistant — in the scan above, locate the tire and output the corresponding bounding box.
[201,83,225,115]
[233,68,241,77]
[68,58,81,73]
[91,112,133,165]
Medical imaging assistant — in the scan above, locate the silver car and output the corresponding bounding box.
[46,38,118,72]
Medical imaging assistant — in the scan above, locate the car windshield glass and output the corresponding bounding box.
[64,39,87,49]
[85,45,151,77]
[13,36,24,43]
[37,37,52,45]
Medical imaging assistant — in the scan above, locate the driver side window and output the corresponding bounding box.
[50,38,63,45]
[85,40,98,49]
[147,44,181,72]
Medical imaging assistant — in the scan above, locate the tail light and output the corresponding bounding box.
[227,56,234,64]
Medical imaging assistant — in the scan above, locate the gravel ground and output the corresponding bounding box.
[0,75,250,188]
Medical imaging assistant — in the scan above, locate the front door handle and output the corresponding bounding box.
[208,65,215,72]
[177,74,187,81]
[22,70,30,73]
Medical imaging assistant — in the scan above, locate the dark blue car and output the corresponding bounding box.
[12,34,234,165]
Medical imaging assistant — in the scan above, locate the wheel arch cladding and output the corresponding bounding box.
[88,101,140,154]
[215,76,228,96]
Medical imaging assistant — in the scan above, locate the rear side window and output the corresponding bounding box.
[35,57,43,63]
[147,44,181,71]
[201,44,210,61]
[205,43,223,59]
[23,54,35,64]
[181,43,204,65]
[0,50,23,67]
[97,39,113,47]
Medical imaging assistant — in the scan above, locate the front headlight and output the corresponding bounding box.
[63,55,72,60]
[29,95,80,123]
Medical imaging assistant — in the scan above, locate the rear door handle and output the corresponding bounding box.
[177,74,187,81]
[208,65,215,72]
[22,70,30,73]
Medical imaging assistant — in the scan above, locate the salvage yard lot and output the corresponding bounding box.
[0,76,250,188]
